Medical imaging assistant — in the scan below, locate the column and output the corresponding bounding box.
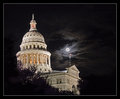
[39,54,40,64]
[32,53,34,65]
[39,54,41,64]
[45,55,46,65]
[21,55,23,64]
[29,54,32,64]
[47,56,49,65]
[23,54,25,64]
[49,55,51,66]
[38,54,39,64]
[33,54,35,64]
[23,54,24,64]
[39,54,41,65]
[35,45,37,49]
[24,54,25,64]
[19,55,21,62]
[28,45,30,49]
[41,54,43,65]
[35,54,37,64]
[43,55,45,64]
[43,55,45,65]
[37,54,39,65]
[45,55,47,65]
[31,45,33,49]
[24,54,26,64]
[34,54,35,64]
[27,54,29,65]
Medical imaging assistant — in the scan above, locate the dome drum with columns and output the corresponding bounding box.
[16,14,52,73]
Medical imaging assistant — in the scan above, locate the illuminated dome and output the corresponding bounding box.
[20,15,47,51]
[20,31,47,51]
[16,14,52,73]
[22,31,45,43]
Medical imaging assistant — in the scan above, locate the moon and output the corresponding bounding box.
[66,48,70,52]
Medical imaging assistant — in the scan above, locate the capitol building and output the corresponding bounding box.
[16,14,81,95]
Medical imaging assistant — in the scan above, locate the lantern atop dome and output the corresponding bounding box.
[29,14,37,31]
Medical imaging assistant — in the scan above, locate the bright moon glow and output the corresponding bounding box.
[66,48,70,52]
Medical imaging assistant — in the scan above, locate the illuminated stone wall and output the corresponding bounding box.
[16,50,52,72]
[41,65,80,95]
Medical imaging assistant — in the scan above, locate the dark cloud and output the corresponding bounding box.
[49,24,116,76]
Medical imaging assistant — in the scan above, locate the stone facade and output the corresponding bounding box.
[44,65,80,94]
[16,14,81,95]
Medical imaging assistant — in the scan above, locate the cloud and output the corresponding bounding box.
[49,27,116,76]
[50,28,89,70]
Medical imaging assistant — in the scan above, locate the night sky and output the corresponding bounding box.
[4,3,116,95]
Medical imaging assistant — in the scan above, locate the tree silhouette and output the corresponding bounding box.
[8,64,75,95]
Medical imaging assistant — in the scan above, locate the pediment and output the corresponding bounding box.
[67,65,80,72]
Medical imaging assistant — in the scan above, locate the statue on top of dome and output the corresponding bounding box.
[29,14,37,31]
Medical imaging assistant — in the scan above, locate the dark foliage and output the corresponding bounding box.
[5,67,74,95]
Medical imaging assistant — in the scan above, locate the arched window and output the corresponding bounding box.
[29,45,31,49]
[45,69,46,72]
[39,46,42,49]
[57,79,62,84]
[37,45,39,49]
[26,46,28,49]
[33,45,35,49]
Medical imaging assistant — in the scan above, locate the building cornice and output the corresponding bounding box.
[16,49,51,56]
[41,72,80,80]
